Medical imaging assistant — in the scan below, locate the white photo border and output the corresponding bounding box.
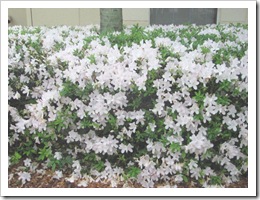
[1,1,256,197]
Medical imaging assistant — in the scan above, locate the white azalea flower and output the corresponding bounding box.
[119,143,133,153]
[78,180,88,187]
[23,158,31,167]
[185,133,213,159]
[18,171,31,184]
[54,152,62,160]
[148,122,156,132]
[13,91,21,99]
[53,170,63,180]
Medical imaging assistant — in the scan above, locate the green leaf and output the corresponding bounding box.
[83,153,96,162]
[126,166,141,179]
[181,152,186,159]
[201,47,210,54]
[193,113,203,121]
[91,122,100,129]
[219,80,232,91]
[52,163,56,171]
[170,142,181,152]
[38,147,52,161]
[167,109,178,121]
[88,54,96,64]
[24,148,36,157]
[61,156,73,166]
[216,95,231,106]
[194,90,205,103]
[80,118,91,128]
[11,152,22,164]
[94,161,105,172]
[159,137,168,147]
[198,178,205,185]
[182,175,188,183]
[210,176,222,185]
[108,114,117,127]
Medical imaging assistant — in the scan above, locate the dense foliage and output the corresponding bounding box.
[8,23,248,187]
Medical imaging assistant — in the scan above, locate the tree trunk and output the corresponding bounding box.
[100,8,123,33]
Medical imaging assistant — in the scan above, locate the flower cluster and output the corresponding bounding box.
[8,23,248,187]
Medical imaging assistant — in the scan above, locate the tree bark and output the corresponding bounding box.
[100,8,123,33]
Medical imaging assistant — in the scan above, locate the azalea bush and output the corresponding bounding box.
[8,23,248,188]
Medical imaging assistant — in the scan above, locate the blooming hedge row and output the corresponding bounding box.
[8,23,248,187]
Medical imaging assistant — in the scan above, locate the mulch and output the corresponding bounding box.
[8,164,248,188]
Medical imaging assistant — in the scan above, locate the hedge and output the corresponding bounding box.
[8,23,248,187]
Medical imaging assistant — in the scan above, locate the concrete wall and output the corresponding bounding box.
[8,8,248,26]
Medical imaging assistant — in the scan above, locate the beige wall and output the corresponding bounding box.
[8,8,150,26]
[80,9,100,25]
[123,8,149,26]
[80,8,150,26]
[8,8,248,27]
[217,8,248,24]
[31,8,79,26]
[8,8,29,26]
